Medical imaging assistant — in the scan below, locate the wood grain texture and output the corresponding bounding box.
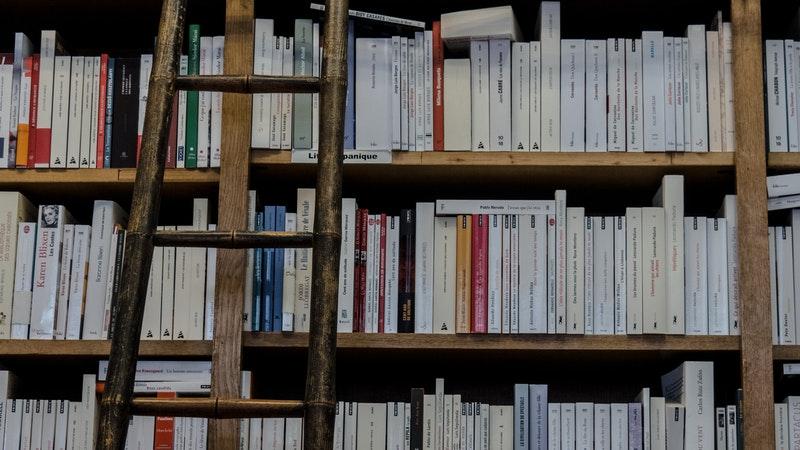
[0,340,211,358]
[153,230,313,248]
[773,345,800,361]
[768,153,800,171]
[131,398,304,418]
[175,74,319,93]
[208,0,254,447]
[732,0,774,447]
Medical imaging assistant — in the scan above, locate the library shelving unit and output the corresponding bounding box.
[0,0,776,448]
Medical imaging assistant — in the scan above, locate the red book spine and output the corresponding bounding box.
[471,214,489,332]
[153,391,176,449]
[353,209,363,332]
[96,54,108,168]
[358,209,369,333]
[432,21,445,151]
[378,213,387,333]
[26,55,40,168]
[164,95,179,168]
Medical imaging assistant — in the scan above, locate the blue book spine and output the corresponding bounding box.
[262,206,276,332]
[343,20,355,149]
[252,212,264,332]
[273,206,286,330]
[104,58,115,168]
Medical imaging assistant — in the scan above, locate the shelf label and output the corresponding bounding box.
[291,149,393,164]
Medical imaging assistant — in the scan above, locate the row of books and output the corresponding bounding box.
[768,215,800,345]
[765,40,800,153]
[242,362,727,450]
[0,193,217,340]
[247,178,740,336]
[253,3,734,153]
[0,26,223,169]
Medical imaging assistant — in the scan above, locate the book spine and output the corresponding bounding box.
[293,19,314,150]
[400,37,409,151]
[11,222,36,339]
[103,57,115,168]
[424,30,433,150]
[378,214,387,333]
[706,31,723,152]
[546,214,556,333]
[566,207,585,334]
[642,31,666,151]
[663,38,676,150]
[280,37,294,150]
[15,56,33,167]
[514,385,529,450]
[642,207,666,334]
[488,214,502,333]
[160,226,176,339]
[312,24,320,150]
[385,216,399,333]
[432,22,444,151]
[358,209,368,332]
[344,21,355,149]
[295,189,315,332]
[365,215,375,332]
[391,36,402,150]
[625,39,643,151]
[30,205,68,339]
[414,32,425,150]
[709,218,731,336]
[87,57,100,168]
[681,39,690,150]
[530,42,541,151]
[560,40,585,151]
[251,19,274,149]
[455,215,472,333]
[408,38,417,151]
[502,215,511,333]
[211,36,224,167]
[510,215,520,333]
[272,209,284,332]
[594,216,614,335]
[471,214,488,333]
[607,39,626,151]
[539,1,560,151]
[658,175,685,334]
[186,24,200,167]
[35,30,61,168]
[722,23,735,151]
[355,38,392,150]
[95,54,108,168]
[49,56,70,167]
[27,55,40,168]
[262,207,275,332]
[282,213,297,331]
[398,209,415,333]
[243,193,255,331]
[470,40,490,150]
[433,216,456,334]
[142,230,164,340]
[584,216,594,335]
[66,56,84,168]
[165,92,178,168]
[197,36,211,167]
[674,39,685,151]
[613,217,627,335]
[110,58,140,168]
[770,227,778,344]
[555,190,567,333]
[9,34,34,168]
[54,224,74,339]
[585,40,607,152]
[137,54,153,159]
[415,203,434,332]
[512,42,531,151]
[687,25,708,151]
[625,208,643,334]
[489,39,511,150]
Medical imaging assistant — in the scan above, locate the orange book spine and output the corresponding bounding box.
[16,56,33,167]
[455,215,472,333]
[153,391,176,450]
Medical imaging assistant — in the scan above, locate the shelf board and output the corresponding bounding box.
[0,340,212,359]
[251,150,735,194]
[768,153,800,171]
[773,345,800,360]
[243,333,740,353]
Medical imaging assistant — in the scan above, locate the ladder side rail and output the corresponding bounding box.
[303,0,350,448]
[97,0,187,448]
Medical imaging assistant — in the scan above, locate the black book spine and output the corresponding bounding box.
[398,208,416,333]
[736,388,743,449]
[410,388,424,450]
[111,57,140,168]
[107,228,127,340]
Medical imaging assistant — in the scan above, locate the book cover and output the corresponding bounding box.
[488,38,511,150]
[110,57,140,168]
[185,24,200,167]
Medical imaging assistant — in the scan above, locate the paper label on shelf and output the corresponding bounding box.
[291,149,393,164]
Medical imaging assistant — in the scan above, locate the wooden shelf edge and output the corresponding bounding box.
[0,340,213,358]
[251,150,734,167]
[0,168,220,185]
[772,345,800,360]
[768,153,800,170]
[242,333,740,352]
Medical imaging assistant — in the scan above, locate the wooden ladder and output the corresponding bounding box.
[96,0,349,448]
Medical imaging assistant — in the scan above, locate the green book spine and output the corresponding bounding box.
[292,19,314,149]
[185,24,200,168]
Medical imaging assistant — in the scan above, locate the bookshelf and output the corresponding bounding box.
[0,0,778,448]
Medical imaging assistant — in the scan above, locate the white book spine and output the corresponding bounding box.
[512,42,531,151]
[142,240,163,340]
[684,218,709,335]
[594,217,614,335]
[210,36,224,167]
[584,216,594,335]
[560,40,586,152]
[243,191,255,331]
[355,38,392,150]
[415,32,425,150]
[687,25,708,151]
[400,37,409,151]
[510,215,520,333]
[282,213,297,331]
[295,189,315,332]
[54,224,74,339]
[613,216,626,335]
[642,31,666,151]
[65,223,89,339]
[78,58,95,168]
[776,403,790,450]
[663,38,677,150]
[555,190,567,333]
[547,213,556,334]
[611,404,628,450]
[268,37,283,149]
[204,224,216,340]
[49,55,70,167]
[415,202,435,332]
[607,39,626,151]
[281,37,294,150]
[36,31,60,168]
[530,42,542,151]
[548,404,561,450]
[539,1,561,151]
[12,222,36,339]
[366,216,376,332]
[722,23,735,151]
[708,218,731,336]
[88,56,100,168]
[424,30,433,150]
[524,215,547,333]
[642,207,666,334]
[313,24,320,151]
[433,217,456,334]
[626,39,644,151]
[30,205,70,339]
[654,175,685,334]
[793,211,800,345]
[586,40,607,152]
[66,56,84,168]
[338,199,357,333]
[392,36,402,150]
[443,58,472,150]
[681,38,691,150]
[407,39,417,151]
[576,402,594,450]
[720,195,739,334]
[706,31,723,152]
[566,207,585,334]
[172,225,192,340]
[160,226,176,339]
[470,40,490,150]
[560,403,576,449]
[137,54,153,159]
[674,39,685,151]
[777,225,796,342]
[770,227,779,345]
[251,19,274,148]
[489,39,512,150]
[197,36,212,167]
[488,215,503,333]
[55,400,69,450]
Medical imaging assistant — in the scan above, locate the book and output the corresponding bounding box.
[443,59,471,150]
[470,40,490,150]
[560,39,586,152]
[530,42,541,151]
[652,175,685,334]
[625,39,643,151]
[415,203,435,333]
[687,25,708,151]
[185,24,200,167]
[511,42,530,151]
[435,199,554,216]
[440,6,521,50]
[66,56,85,168]
[585,40,607,152]
[642,207,666,334]
[566,207,585,334]
[661,362,714,449]
[607,38,626,151]
[110,57,139,168]
[30,205,73,339]
[49,55,70,167]
[538,2,560,151]
[684,218,709,335]
[293,19,314,150]
[356,38,392,150]
[642,31,666,151]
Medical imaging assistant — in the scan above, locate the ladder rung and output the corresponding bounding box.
[130,398,305,418]
[175,75,320,93]
[153,230,313,248]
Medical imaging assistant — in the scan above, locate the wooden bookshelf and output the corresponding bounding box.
[773,346,800,361]
[768,153,800,171]
[0,340,212,359]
